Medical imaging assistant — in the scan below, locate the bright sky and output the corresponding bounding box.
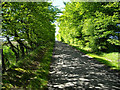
[52,0,70,40]
[52,0,70,10]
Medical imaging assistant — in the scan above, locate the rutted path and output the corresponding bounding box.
[47,41,120,90]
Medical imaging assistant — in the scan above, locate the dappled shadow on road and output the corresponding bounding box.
[47,41,120,90]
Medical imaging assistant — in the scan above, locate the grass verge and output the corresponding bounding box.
[2,41,55,89]
[70,44,120,70]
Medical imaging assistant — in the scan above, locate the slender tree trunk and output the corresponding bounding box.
[6,36,19,61]
[1,49,5,73]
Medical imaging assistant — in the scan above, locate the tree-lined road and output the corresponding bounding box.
[48,41,120,90]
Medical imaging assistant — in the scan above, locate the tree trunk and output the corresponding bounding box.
[1,49,5,73]
[6,36,19,61]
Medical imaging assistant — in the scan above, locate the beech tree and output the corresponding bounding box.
[2,2,57,71]
[57,2,120,52]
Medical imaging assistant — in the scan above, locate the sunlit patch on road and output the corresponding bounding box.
[48,41,120,89]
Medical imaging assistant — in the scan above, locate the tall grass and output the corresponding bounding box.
[2,41,55,89]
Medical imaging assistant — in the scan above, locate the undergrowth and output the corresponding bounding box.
[2,41,54,89]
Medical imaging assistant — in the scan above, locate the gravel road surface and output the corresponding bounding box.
[48,41,120,90]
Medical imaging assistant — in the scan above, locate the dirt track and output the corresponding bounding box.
[47,41,120,90]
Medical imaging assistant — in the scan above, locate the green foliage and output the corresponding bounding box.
[57,2,120,52]
[1,2,57,89]
[57,2,120,70]
[2,2,56,59]
[2,38,55,89]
